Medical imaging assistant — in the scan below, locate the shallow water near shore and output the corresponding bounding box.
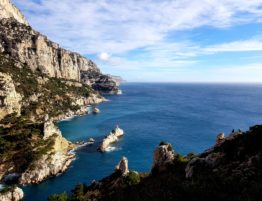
[22,83,262,201]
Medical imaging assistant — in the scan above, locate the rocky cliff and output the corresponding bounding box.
[0,0,120,94]
[56,125,262,201]
[0,0,28,25]
[0,0,120,187]
[0,186,24,201]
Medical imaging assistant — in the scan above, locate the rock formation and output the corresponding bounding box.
[0,187,24,201]
[98,126,124,152]
[0,0,28,25]
[0,72,22,120]
[216,132,225,144]
[152,142,175,172]
[92,107,100,114]
[115,157,129,176]
[0,0,120,94]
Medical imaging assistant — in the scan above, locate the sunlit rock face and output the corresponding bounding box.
[98,126,124,152]
[115,157,129,176]
[0,187,24,201]
[0,72,22,120]
[152,143,175,172]
[0,0,28,25]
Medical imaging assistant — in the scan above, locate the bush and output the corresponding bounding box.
[48,192,67,201]
[124,171,140,186]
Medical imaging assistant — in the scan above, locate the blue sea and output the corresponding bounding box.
[22,83,262,201]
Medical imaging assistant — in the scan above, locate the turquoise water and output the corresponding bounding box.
[22,83,262,201]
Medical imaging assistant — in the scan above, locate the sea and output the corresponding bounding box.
[22,83,262,201]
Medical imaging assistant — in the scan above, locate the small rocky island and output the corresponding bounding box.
[98,126,124,152]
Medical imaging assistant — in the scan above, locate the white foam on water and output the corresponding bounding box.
[105,146,122,152]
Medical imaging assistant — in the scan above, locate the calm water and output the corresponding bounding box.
[22,83,262,201]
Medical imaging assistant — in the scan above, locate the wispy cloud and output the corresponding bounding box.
[12,0,262,82]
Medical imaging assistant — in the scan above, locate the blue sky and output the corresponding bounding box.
[13,0,262,82]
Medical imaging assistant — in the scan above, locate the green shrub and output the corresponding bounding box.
[48,192,68,201]
[124,171,140,186]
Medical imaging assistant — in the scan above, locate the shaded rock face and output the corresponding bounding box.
[115,157,129,176]
[98,126,124,152]
[0,72,22,120]
[0,187,24,201]
[153,143,175,172]
[0,0,28,25]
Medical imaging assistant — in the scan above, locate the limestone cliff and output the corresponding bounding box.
[0,72,22,120]
[0,186,24,201]
[0,0,28,25]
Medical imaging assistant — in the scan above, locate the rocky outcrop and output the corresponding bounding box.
[98,126,124,152]
[115,157,129,176]
[0,0,28,25]
[216,132,225,144]
[19,118,74,184]
[43,115,62,140]
[0,72,22,120]
[0,187,24,201]
[152,143,175,172]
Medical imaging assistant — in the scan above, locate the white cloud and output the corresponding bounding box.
[97,52,111,61]
[13,0,262,55]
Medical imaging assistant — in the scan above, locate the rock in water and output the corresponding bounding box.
[152,143,175,172]
[0,187,24,201]
[98,126,124,152]
[115,157,129,176]
[92,107,100,114]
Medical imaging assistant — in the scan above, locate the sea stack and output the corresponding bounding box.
[98,126,124,152]
[115,156,129,176]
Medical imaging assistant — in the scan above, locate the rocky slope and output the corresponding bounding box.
[0,0,120,189]
[0,186,24,201]
[53,125,262,201]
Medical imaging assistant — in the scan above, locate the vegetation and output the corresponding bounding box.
[124,171,140,186]
[0,54,94,175]
[48,192,67,201]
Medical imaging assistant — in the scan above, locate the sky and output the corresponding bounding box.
[13,0,262,82]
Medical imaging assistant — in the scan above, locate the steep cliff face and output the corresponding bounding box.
[0,0,120,94]
[0,0,28,25]
[0,72,22,119]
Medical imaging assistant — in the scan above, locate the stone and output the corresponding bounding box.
[0,72,22,120]
[0,0,28,25]
[152,143,175,172]
[216,132,225,143]
[92,107,100,114]
[43,118,62,140]
[98,126,124,152]
[115,157,129,176]
[0,187,24,201]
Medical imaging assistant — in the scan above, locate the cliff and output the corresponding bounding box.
[0,0,120,94]
[0,0,28,25]
[0,0,120,187]
[0,186,24,201]
[55,125,262,201]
